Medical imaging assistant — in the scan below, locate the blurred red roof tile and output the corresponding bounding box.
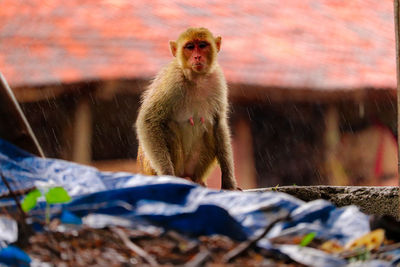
[0,0,396,90]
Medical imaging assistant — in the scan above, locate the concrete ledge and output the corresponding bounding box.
[248,186,399,219]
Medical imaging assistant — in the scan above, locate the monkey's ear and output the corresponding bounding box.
[215,36,222,52]
[169,41,177,57]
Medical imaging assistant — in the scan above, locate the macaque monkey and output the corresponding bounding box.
[135,27,237,190]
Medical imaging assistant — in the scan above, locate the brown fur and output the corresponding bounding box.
[135,27,237,190]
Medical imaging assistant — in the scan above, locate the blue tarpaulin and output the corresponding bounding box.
[0,138,397,266]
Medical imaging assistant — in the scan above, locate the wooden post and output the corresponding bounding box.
[71,96,92,164]
[394,0,400,216]
[323,105,349,185]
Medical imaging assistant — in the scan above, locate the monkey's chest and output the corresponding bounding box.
[170,97,216,176]
[173,105,214,151]
[174,113,213,177]
[178,114,211,150]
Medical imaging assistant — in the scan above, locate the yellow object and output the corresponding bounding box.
[319,240,344,254]
[345,229,385,251]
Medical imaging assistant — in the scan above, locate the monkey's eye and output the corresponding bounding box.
[184,43,195,50]
[198,42,209,49]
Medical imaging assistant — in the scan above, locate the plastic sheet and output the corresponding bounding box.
[0,138,381,266]
[0,246,31,267]
[0,216,17,246]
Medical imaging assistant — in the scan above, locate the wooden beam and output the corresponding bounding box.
[13,86,69,103]
[229,83,395,105]
[90,159,138,173]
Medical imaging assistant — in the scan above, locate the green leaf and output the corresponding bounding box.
[45,187,71,204]
[299,232,316,247]
[272,184,279,191]
[21,189,42,212]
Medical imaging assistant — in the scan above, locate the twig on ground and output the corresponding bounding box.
[183,249,211,267]
[111,227,159,267]
[222,210,290,263]
[0,172,25,217]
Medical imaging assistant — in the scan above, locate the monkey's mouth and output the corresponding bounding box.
[193,63,205,71]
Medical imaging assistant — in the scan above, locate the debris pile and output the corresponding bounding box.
[3,215,400,267]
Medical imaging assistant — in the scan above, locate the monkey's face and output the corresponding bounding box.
[181,39,214,74]
[170,28,222,75]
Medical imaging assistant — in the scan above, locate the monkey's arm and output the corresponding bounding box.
[214,115,237,190]
[136,104,175,176]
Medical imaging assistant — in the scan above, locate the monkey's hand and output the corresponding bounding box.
[222,185,239,190]
[183,176,206,187]
[221,174,238,190]
[223,185,242,191]
[140,137,175,177]
[153,152,175,176]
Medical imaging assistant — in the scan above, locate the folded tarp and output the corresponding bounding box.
[1,138,394,266]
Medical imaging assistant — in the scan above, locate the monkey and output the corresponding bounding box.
[135,27,237,190]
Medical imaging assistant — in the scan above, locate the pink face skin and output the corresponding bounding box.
[183,40,212,73]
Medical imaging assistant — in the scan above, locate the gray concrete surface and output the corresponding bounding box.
[248,186,399,219]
